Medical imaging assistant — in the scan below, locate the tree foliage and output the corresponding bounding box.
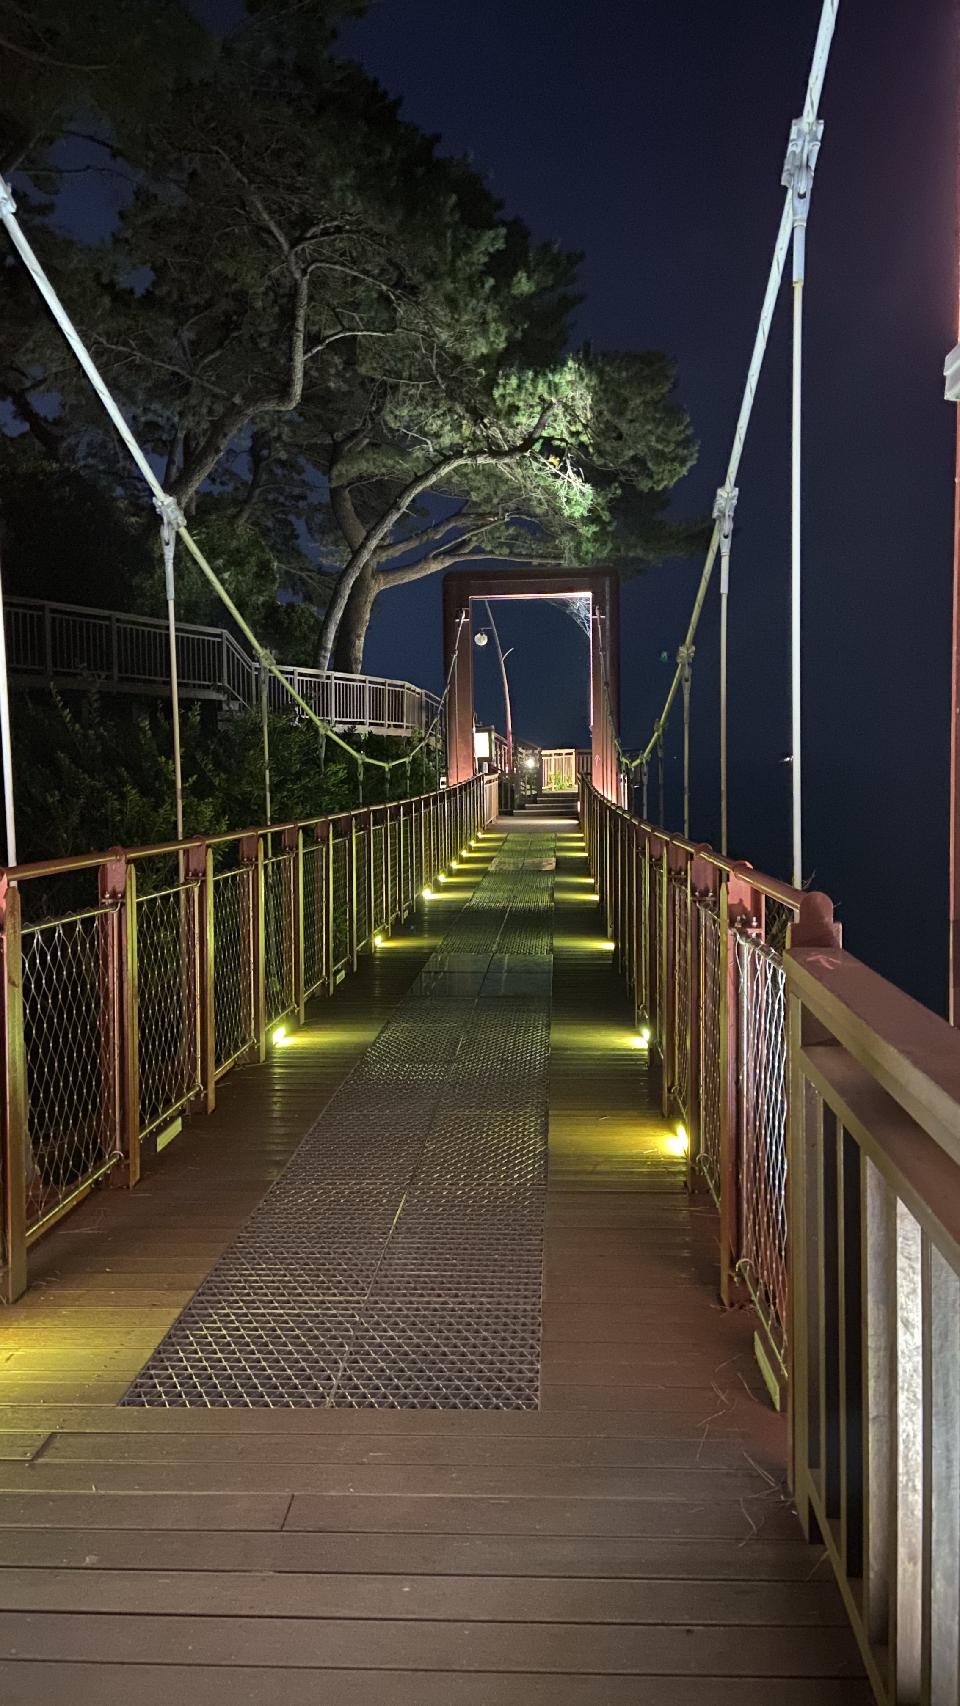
[1,0,700,677]
[11,688,434,867]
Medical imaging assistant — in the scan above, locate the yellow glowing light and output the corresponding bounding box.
[601,940,615,951]
[271,1025,290,1047]
[373,932,384,947]
[664,1124,689,1158]
[422,886,434,900]
[438,871,448,883]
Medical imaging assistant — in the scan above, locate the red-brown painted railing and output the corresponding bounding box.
[0,774,499,1303]
[581,775,814,1387]
[581,777,960,1706]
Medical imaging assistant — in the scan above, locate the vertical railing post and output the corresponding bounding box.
[201,844,216,1112]
[181,839,205,1109]
[0,875,27,1302]
[119,858,141,1187]
[96,858,124,1180]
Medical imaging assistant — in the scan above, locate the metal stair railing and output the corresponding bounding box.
[3,596,441,735]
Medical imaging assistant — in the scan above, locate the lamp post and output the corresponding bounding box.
[473,600,514,770]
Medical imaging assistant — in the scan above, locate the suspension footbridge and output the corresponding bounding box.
[0,2,957,1703]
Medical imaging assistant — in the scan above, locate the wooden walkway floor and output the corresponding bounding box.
[0,811,868,1703]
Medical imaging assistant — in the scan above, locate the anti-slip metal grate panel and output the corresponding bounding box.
[123,829,556,1410]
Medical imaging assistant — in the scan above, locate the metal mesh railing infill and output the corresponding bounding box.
[581,778,807,1390]
[1,776,492,1299]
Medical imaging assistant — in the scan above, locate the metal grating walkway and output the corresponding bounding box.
[122,830,556,1409]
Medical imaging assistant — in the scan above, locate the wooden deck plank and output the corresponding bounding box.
[0,813,864,1699]
[0,1611,864,1673]
[0,1529,838,1579]
[0,1663,877,1706]
[0,1462,777,1498]
[0,1568,848,1623]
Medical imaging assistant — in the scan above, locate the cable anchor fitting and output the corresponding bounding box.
[781,115,823,283]
[153,491,186,539]
[713,484,738,594]
[676,643,695,684]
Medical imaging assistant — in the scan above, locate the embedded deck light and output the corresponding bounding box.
[664,1125,689,1157]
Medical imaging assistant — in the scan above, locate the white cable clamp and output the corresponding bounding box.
[0,179,16,220]
[153,492,186,535]
[781,115,823,283]
[713,484,738,595]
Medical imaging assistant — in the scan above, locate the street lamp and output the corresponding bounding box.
[473,601,514,770]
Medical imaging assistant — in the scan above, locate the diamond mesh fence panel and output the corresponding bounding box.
[651,857,664,1048]
[212,867,254,1072]
[137,883,200,1136]
[388,816,400,919]
[332,832,349,970]
[670,872,689,1119]
[402,810,413,911]
[21,906,120,1228]
[371,824,386,933]
[736,931,789,1370]
[301,840,327,998]
[696,901,722,1204]
[763,895,796,956]
[354,827,369,951]
[264,853,295,1025]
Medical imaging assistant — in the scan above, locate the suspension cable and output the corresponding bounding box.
[0,176,458,781]
[604,0,839,791]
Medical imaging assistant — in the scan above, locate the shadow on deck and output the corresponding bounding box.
[0,810,867,1702]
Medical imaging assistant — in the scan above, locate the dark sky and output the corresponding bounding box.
[325,0,956,1011]
[118,1,958,1008]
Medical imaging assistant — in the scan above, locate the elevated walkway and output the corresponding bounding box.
[0,813,865,1702]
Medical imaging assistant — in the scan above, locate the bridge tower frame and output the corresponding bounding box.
[441,568,621,799]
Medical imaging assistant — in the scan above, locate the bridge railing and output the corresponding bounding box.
[4,596,442,735]
[581,778,960,1705]
[0,773,498,1302]
[581,778,806,1385]
[788,937,960,1706]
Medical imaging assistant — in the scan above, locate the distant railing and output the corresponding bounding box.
[0,773,498,1301]
[581,778,960,1705]
[4,597,442,737]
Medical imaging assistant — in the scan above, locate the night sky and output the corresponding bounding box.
[332,0,956,1012]
[82,1,960,1009]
